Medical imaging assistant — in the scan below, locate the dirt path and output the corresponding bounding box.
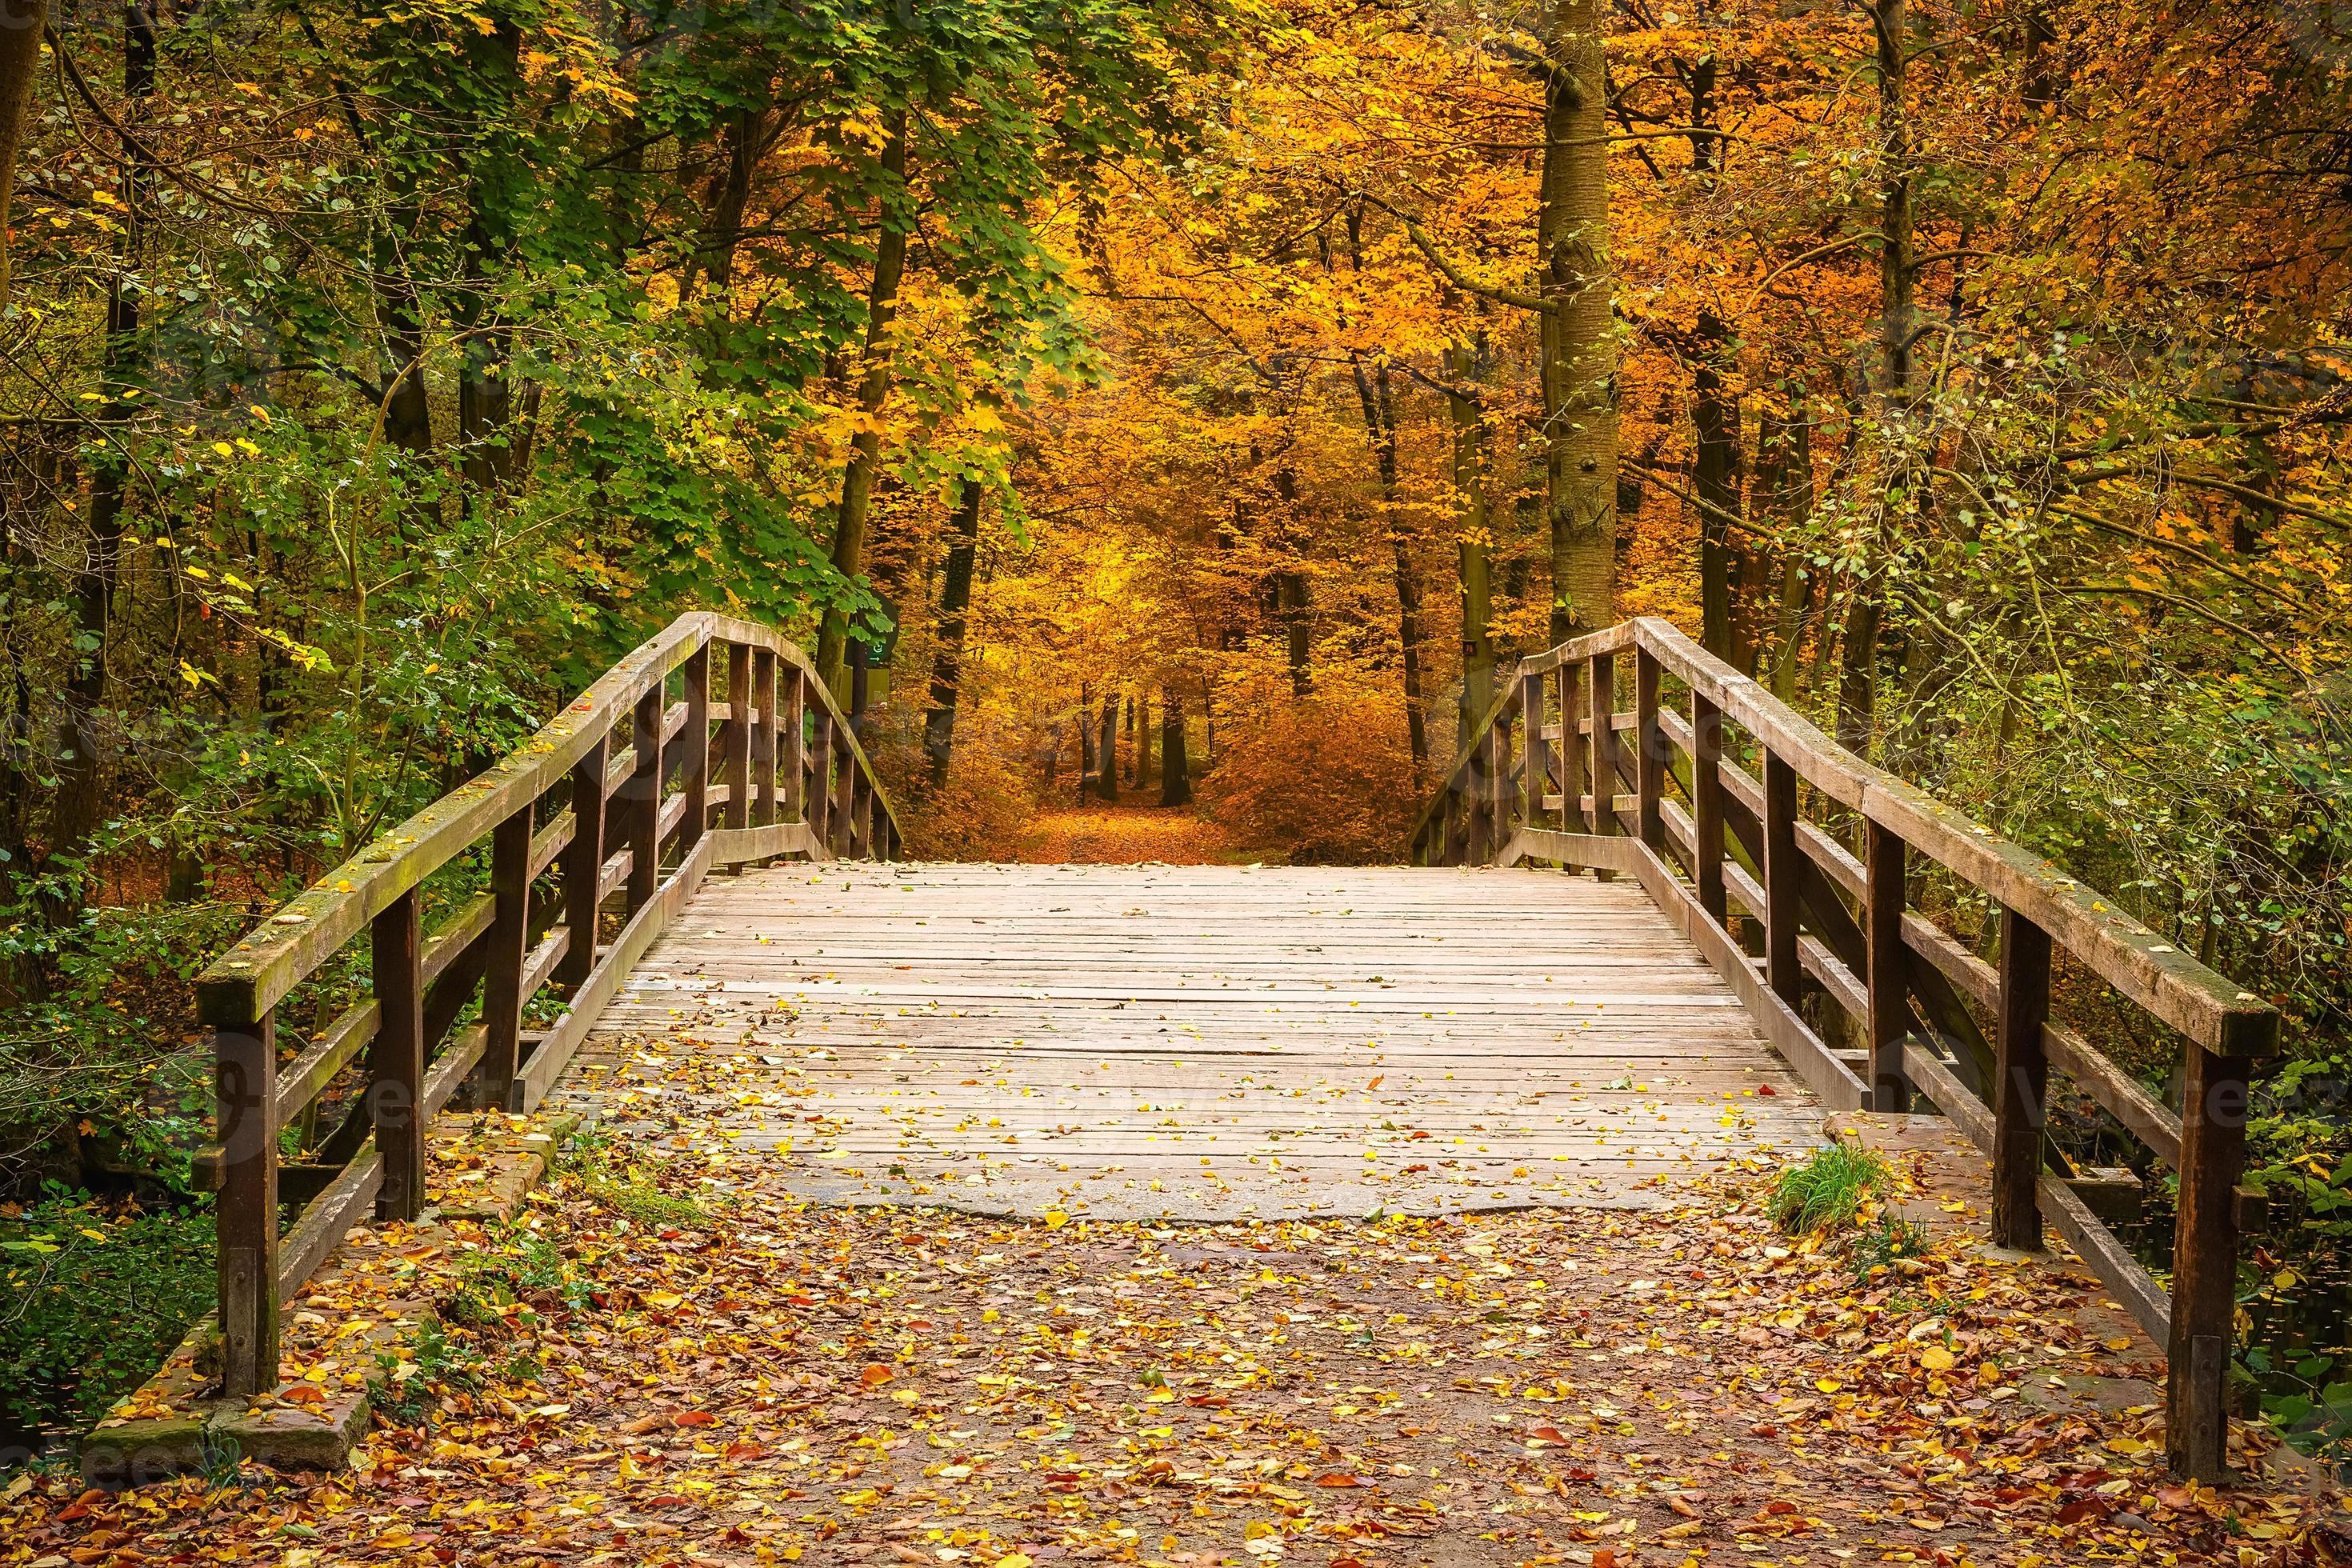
[1013,806,1246,866]
[16,1146,2338,1568]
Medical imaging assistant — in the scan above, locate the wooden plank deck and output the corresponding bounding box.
[550,862,1822,1219]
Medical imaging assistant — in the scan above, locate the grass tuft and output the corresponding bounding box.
[1768,1142,1893,1235]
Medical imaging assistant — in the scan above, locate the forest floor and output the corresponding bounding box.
[1010,804,1249,865]
[16,1143,2348,1568]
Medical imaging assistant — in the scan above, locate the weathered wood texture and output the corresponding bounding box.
[555,864,1820,1221]
[1414,615,2277,1482]
[186,614,900,1396]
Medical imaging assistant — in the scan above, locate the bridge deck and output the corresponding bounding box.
[552,862,1821,1218]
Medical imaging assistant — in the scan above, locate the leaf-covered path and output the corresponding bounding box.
[12,1147,2338,1568]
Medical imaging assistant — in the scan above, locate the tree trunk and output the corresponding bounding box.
[51,0,158,920]
[1160,686,1192,807]
[0,0,47,307]
[922,482,984,787]
[1447,334,1495,750]
[1842,0,1913,757]
[1538,0,1618,638]
[1693,310,1742,661]
[1758,396,1816,702]
[1096,690,1119,803]
[1078,684,1096,803]
[1137,689,1154,786]
[818,114,910,698]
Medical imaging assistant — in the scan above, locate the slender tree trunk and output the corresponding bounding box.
[1842,0,1913,756]
[1693,311,1742,661]
[1077,683,1095,804]
[51,1,157,919]
[1137,689,1154,786]
[818,114,910,698]
[1338,209,1429,779]
[0,0,47,307]
[1096,690,1119,803]
[1447,333,1495,750]
[1538,0,1618,638]
[1160,686,1192,807]
[1759,396,1816,702]
[922,483,984,786]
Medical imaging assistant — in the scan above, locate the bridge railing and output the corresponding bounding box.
[190,612,900,1400]
[1414,615,2276,1482]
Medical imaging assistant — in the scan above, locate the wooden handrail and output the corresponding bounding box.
[1416,615,2276,1484]
[193,612,900,1400]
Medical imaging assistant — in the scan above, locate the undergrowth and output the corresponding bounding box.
[1769,1142,1894,1236]
[556,1133,719,1232]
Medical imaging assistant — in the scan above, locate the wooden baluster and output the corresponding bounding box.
[752,648,779,836]
[2167,1044,2252,1482]
[870,782,890,861]
[834,734,858,856]
[215,1008,279,1396]
[680,644,710,852]
[1762,750,1801,1005]
[1466,726,1491,864]
[1634,647,1663,850]
[1864,821,1910,1114]
[481,800,533,1112]
[627,687,663,907]
[722,642,752,836]
[1691,691,1726,921]
[559,730,607,991]
[810,705,834,849]
[1586,652,1617,879]
[371,888,426,1222]
[779,666,806,826]
[1490,706,1514,856]
[1559,663,1586,836]
[1990,906,2051,1251]
[1519,671,1546,834]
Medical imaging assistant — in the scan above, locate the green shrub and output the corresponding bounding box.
[0,1192,215,1449]
[1768,1142,1892,1236]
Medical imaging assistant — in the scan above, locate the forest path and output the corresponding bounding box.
[549,862,1819,1220]
[1012,804,1247,865]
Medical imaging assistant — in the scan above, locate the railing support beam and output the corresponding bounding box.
[1865,820,1910,1114]
[2168,1046,2250,1482]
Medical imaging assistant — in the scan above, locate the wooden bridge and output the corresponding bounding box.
[167,612,2271,1486]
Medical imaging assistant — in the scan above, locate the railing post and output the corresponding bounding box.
[722,642,752,836]
[627,686,664,907]
[1990,906,2051,1251]
[371,888,426,1222]
[481,800,532,1112]
[1587,651,1617,879]
[1763,750,1801,1005]
[2168,1044,2250,1482]
[752,648,779,836]
[681,643,710,852]
[214,1008,279,1396]
[1634,646,1663,850]
[780,666,806,826]
[1519,670,1546,833]
[1865,820,1910,1114]
[559,730,607,990]
[1691,690,1725,921]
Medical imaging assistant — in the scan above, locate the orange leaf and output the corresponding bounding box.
[1527,1425,1569,1444]
[1313,1473,1364,1487]
[862,1363,896,1386]
[674,1410,716,1427]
